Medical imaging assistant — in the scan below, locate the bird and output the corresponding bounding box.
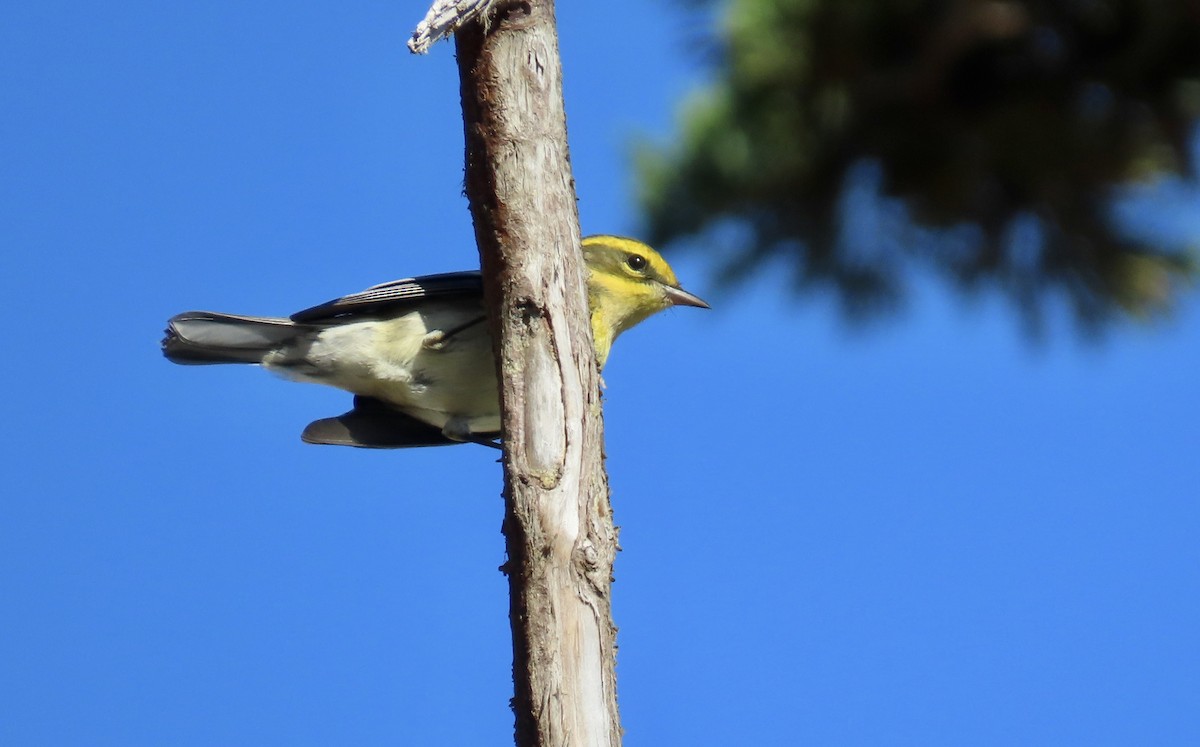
[162,235,708,448]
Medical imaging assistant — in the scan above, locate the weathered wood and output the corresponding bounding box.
[454,1,621,745]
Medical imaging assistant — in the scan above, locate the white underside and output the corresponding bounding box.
[262,302,500,436]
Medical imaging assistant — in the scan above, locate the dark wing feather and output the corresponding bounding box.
[290,271,483,323]
[301,396,489,448]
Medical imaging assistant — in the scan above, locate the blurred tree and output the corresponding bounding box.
[638,0,1200,332]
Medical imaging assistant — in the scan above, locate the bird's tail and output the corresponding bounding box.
[162,312,304,365]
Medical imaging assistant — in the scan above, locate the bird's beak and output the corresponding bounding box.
[663,284,710,309]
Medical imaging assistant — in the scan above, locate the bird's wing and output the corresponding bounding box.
[301,395,499,449]
[290,271,483,323]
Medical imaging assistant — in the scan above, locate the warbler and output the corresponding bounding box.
[162,235,708,448]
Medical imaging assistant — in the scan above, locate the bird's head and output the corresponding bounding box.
[581,235,709,366]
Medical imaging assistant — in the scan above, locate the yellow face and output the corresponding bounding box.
[581,235,708,366]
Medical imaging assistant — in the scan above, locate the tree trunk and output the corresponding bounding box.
[454,2,621,745]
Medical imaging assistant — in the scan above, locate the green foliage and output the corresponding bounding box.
[638,0,1200,331]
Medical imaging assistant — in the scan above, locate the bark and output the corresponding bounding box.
[454,2,621,745]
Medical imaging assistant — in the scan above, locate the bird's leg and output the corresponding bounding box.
[420,330,447,350]
[470,436,503,451]
[421,316,486,350]
[442,416,503,450]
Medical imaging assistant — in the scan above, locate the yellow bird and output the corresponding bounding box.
[162,235,708,448]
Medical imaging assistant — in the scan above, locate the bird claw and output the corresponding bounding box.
[421,330,447,350]
[442,417,502,450]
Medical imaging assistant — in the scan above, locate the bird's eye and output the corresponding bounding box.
[626,254,648,272]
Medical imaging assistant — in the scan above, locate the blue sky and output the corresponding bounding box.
[3,2,1198,745]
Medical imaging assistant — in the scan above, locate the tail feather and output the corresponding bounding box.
[162,312,303,365]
